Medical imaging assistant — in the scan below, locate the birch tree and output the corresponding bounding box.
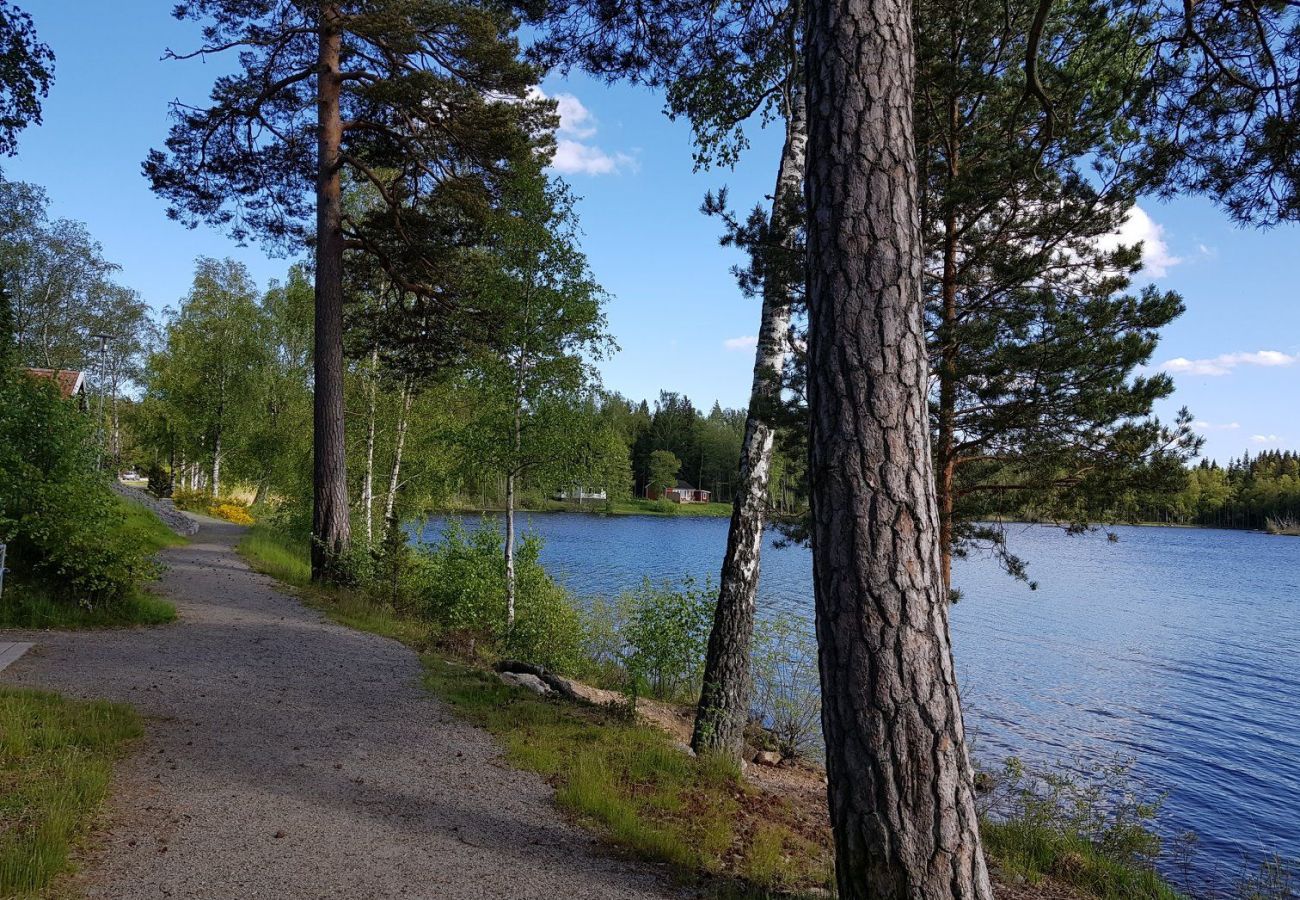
[464,166,609,628]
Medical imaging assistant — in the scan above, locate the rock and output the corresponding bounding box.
[498,672,552,696]
[752,750,783,767]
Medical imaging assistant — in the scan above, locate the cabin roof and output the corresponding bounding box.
[23,368,85,399]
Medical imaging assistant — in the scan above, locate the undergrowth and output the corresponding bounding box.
[0,688,141,896]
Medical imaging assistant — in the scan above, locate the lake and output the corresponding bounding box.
[419,513,1300,889]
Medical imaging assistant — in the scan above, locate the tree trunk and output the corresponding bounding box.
[311,7,352,582]
[211,424,222,498]
[938,210,959,595]
[363,347,378,544]
[505,469,517,629]
[693,88,808,759]
[504,387,523,631]
[804,0,992,896]
[382,379,413,536]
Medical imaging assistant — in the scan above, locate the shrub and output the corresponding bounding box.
[412,522,584,673]
[0,374,159,606]
[620,577,713,702]
[750,614,822,759]
[212,503,254,526]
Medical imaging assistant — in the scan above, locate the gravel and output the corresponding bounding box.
[0,520,683,899]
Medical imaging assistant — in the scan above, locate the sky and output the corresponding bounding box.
[6,1,1298,463]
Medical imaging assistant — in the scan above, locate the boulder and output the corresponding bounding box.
[752,750,783,767]
[498,672,552,696]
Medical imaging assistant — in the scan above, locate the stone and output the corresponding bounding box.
[498,672,552,696]
[752,750,783,767]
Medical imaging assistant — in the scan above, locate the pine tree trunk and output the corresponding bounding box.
[311,8,352,581]
[382,380,413,536]
[804,0,992,896]
[693,88,807,758]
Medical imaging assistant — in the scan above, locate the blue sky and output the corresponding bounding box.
[6,1,1297,463]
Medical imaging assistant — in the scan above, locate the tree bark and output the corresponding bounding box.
[693,87,807,759]
[504,383,524,630]
[311,7,352,582]
[382,379,413,536]
[363,347,379,543]
[211,422,222,498]
[804,0,992,896]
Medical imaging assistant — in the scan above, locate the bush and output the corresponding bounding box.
[0,374,159,606]
[172,489,255,525]
[620,577,714,702]
[413,522,584,673]
[750,614,822,759]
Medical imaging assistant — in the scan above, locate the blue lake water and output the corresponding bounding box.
[419,513,1300,889]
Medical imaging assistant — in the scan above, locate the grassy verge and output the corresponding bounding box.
[0,497,183,629]
[237,523,1185,900]
[983,822,1182,899]
[0,688,141,896]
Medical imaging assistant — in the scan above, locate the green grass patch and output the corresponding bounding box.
[596,498,734,518]
[116,495,188,555]
[0,581,175,629]
[983,820,1183,899]
[0,688,141,896]
[237,525,313,589]
[423,657,830,895]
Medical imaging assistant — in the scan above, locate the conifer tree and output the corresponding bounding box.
[804,0,991,892]
[144,0,550,580]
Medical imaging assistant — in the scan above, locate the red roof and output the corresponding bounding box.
[23,368,85,399]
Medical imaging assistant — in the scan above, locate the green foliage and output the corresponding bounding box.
[979,756,1178,898]
[0,2,53,157]
[646,449,682,496]
[749,615,821,759]
[0,688,140,895]
[621,577,714,702]
[1154,451,1300,531]
[0,373,162,607]
[414,524,584,673]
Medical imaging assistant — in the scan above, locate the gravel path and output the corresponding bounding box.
[1,518,682,899]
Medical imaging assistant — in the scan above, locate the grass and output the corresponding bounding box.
[0,496,183,629]
[0,688,141,897]
[983,821,1183,899]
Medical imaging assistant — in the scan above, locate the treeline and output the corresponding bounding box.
[1145,452,1300,531]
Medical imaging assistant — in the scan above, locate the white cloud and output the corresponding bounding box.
[724,336,758,351]
[530,88,636,176]
[1100,206,1182,277]
[1157,350,1298,377]
[1252,434,1286,445]
[1193,420,1241,431]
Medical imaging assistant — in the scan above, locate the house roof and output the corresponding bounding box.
[674,480,700,491]
[23,368,85,399]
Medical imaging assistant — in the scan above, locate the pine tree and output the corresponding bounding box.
[144,0,549,580]
[804,0,991,892]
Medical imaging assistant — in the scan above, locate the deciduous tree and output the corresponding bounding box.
[0,1,52,156]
